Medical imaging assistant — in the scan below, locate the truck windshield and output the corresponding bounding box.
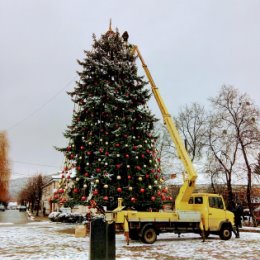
[209,197,224,209]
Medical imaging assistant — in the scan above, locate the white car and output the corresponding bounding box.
[0,204,5,211]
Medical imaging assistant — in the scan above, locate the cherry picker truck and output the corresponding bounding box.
[105,45,236,244]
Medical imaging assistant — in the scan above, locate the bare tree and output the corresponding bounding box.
[209,85,260,225]
[205,113,239,204]
[18,174,44,216]
[154,122,176,177]
[0,132,10,204]
[174,103,207,161]
[254,153,260,175]
[204,153,225,193]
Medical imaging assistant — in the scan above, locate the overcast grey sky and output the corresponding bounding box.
[0,0,259,179]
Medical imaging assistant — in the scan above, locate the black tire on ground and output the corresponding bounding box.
[141,227,157,244]
[219,225,232,240]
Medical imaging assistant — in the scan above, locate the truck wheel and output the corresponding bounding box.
[141,227,157,244]
[219,225,232,240]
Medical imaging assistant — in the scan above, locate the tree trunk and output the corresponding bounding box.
[240,140,256,226]
[226,175,233,208]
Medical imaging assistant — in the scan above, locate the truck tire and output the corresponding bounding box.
[141,227,157,244]
[219,225,232,240]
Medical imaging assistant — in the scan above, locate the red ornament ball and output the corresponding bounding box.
[103,196,109,201]
[131,197,136,203]
[117,187,122,193]
[140,188,145,193]
[151,196,156,201]
[162,188,167,193]
[81,196,86,201]
[93,189,99,195]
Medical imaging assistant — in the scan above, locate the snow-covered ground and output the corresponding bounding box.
[0,221,259,260]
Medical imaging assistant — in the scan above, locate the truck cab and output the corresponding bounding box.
[187,193,235,239]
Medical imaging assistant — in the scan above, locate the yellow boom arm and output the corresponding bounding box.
[133,45,197,209]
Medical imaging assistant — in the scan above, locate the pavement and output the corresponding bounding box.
[240,226,260,233]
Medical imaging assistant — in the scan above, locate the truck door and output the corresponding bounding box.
[208,196,226,231]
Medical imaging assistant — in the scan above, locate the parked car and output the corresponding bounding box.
[19,205,27,212]
[0,204,5,211]
[7,202,17,210]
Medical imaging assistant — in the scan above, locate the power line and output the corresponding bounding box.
[7,77,77,131]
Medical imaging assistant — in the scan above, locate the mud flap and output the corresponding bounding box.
[123,214,130,245]
[199,221,206,242]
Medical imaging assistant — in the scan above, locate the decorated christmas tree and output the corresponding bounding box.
[56,26,170,211]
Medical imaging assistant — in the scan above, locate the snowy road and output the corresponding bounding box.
[0,220,259,260]
[0,210,29,224]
